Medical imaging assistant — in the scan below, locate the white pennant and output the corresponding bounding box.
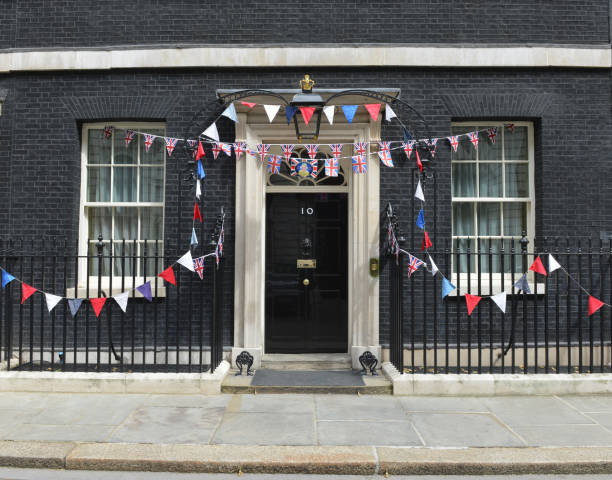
[415,180,425,202]
[385,104,397,122]
[263,105,281,123]
[45,293,62,312]
[195,179,201,199]
[113,291,129,313]
[202,122,219,141]
[323,106,335,125]
[548,254,562,273]
[490,292,507,313]
[428,254,439,276]
[177,250,195,272]
[221,103,238,123]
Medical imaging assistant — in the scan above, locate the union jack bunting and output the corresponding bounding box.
[329,144,343,159]
[505,123,515,133]
[402,141,414,159]
[246,148,257,157]
[219,142,233,156]
[143,134,156,153]
[325,158,339,177]
[186,139,197,157]
[124,130,135,148]
[378,141,393,167]
[256,144,270,163]
[305,144,319,160]
[354,142,367,157]
[212,142,223,159]
[487,127,497,144]
[267,155,282,174]
[103,125,114,139]
[310,160,319,178]
[281,144,295,162]
[215,227,224,267]
[352,155,367,174]
[193,256,205,280]
[447,135,459,152]
[164,137,178,156]
[233,142,247,159]
[428,138,438,157]
[406,253,425,278]
[468,131,479,150]
[290,158,299,176]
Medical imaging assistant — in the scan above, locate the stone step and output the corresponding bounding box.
[260,353,352,371]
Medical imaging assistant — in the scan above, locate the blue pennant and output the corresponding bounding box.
[441,276,456,300]
[403,127,413,143]
[341,105,358,124]
[190,228,198,247]
[416,209,426,230]
[68,298,83,317]
[136,281,153,302]
[197,160,205,179]
[1,269,15,289]
[514,273,531,294]
[285,106,298,124]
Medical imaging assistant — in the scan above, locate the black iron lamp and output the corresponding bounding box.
[289,74,325,142]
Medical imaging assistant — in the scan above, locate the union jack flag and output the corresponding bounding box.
[290,158,299,176]
[402,141,414,159]
[325,158,339,177]
[215,227,224,267]
[124,130,135,148]
[164,137,178,156]
[193,256,205,280]
[103,125,114,139]
[143,134,156,153]
[406,253,425,278]
[281,144,295,162]
[305,144,319,160]
[329,144,343,159]
[352,155,367,174]
[186,139,197,157]
[246,148,257,157]
[219,142,232,156]
[468,131,479,150]
[256,144,270,163]
[212,142,223,159]
[505,123,515,133]
[310,160,319,178]
[378,141,393,167]
[233,142,247,159]
[354,142,367,157]
[487,127,497,144]
[267,155,282,174]
[428,138,438,157]
[448,135,459,152]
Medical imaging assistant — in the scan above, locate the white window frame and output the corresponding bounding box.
[451,120,537,293]
[75,122,166,297]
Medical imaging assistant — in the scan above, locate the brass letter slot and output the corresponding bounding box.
[297,259,317,269]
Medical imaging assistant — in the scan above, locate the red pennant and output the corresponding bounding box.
[195,141,205,161]
[193,202,202,222]
[529,256,547,276]
[415,149,422,172]
[21,283,37,304]
[364,103,381,121]
[299,107,316,125]
[465,294,482,316]
[588,296,605,316]
[240,101,256,109]
[90,297,107,318]
[158,266,176,286]
[421,231,433,251]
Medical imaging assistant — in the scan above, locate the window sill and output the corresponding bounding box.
[66,277,167,299]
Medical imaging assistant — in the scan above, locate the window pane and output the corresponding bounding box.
[113,167,137,202]
[87,167,110,202]
[478,203,501,236]
[452,163,476,197]
[478,127,502,160]
[113,130,138,165]
[87,207,111,240]
[140,207,164,240]
[140,240,162,277]
[88,242,111,276]
[453,239,475,274]
[140,167,164,202]
[451,126,476,161]
[87,129,111,164]
[505,163,528,197]
[113,241,135,278]
[140,129,165,164]
[504,126,528,159]
[480,239,502,274]
[479,163,502,197]
[503,203,527,236]
[114,207,138,240]
[500,238,524,274]
[453,202,475,236]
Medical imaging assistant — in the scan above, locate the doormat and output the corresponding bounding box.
[251,370,365,387]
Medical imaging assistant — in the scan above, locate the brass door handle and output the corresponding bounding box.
[303,278,310,286]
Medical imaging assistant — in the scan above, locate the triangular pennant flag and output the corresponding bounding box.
[415,149,422,172]
[299,107,316,125]
[465,294,482,316]
[211,142,222,159]
[193,202,202,222]
[323,105,334,125]
[1,269,15,289]
[221,103,238,123]
[428,254,439,276]
[45,293,62,312]
[341,105,358,124]
[529,256,547,276]
[421,230,433,251]
[548,254,562,273]
[364,103,381,122]
[68,298,83,317]
[263,104,281,123]
[136,281,152,302]
[195,141,205,161]
[202,122,219,141]
[21,283,37,304]
[177,251,195,272]
[491,292,507,313]
[416,209,425,230]
[589,296,605,316]
[158,266,176,286]
[441,277,456,299]
[191,227,198,247]
[285,106,298,124]
[240,101,256,108]
[403,127,413,142]
[90,297,106,318]
[195,179,202,199]
[113,291,129,313]
[415,180,425,202]
[514,274,531,294]
[164,137,178,156]
[385,104,397,122]
[197,160,205,179]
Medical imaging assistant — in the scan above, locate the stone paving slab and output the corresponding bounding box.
[212,412,315,445]
[317,420,421,446]
[482,396,594,426]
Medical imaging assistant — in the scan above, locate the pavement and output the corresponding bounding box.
[1,392,612,474]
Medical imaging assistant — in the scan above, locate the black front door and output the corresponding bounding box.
[265,193,348,353]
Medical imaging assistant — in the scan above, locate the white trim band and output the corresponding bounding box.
[0,45,610,72]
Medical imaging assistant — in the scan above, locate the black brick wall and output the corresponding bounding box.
[0,1,609,49]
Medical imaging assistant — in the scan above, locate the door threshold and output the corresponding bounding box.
[261,353,351,371]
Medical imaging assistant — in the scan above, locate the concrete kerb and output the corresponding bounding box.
[381,361,612,395]
[0,360,230,394]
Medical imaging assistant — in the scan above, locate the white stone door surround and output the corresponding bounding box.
[232,113,381,369]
